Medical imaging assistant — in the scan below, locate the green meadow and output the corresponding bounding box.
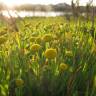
[0,16,96,96]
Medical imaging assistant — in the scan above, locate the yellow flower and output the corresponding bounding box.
[31,44,41,52]
[42,34,53,42]
[45,48,57,59]
[0,37,7,45]
[59,63,68,72]
[15,79,24,87]
[30,37,36,42]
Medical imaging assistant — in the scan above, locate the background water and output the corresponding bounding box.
[0,10,72,18]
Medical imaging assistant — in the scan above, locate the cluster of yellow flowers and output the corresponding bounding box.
[30,34,58,59]
[28,32,72,74]
[30,43,57,59]
[30,34,53,43]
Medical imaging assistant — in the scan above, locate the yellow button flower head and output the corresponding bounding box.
[0,37,7,45]
[43,34,53,42]
[31,44,41,52]
[15,79,24,87]
[45,48,57,59]
[59,63,68,72]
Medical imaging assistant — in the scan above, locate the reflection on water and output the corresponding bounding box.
[0,10,71,18]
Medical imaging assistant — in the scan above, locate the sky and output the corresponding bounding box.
[1,0,96,6]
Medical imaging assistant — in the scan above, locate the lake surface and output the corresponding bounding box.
[0,10,72,18]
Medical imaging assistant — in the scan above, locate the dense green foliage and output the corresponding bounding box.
[0,17,96,96]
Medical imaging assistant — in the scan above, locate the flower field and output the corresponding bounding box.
[0,17,96,96]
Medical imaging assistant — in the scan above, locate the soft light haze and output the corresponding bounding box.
[1,0,96,6]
